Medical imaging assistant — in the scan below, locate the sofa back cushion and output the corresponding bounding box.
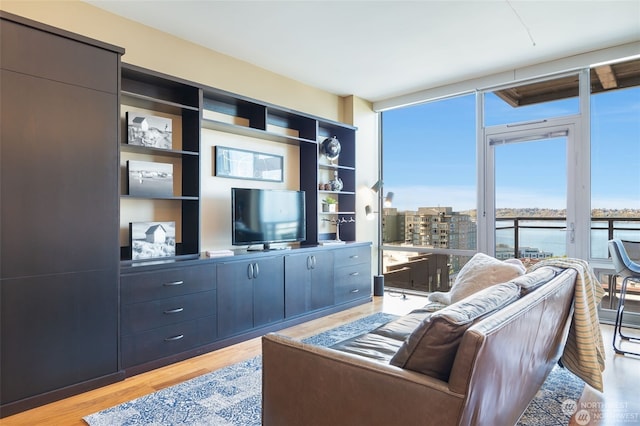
[389,281,520,381]
[510,265,560,296]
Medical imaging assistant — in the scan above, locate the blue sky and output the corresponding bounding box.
[382,86,640,212]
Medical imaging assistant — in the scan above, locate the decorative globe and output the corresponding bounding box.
[321,136,341,161]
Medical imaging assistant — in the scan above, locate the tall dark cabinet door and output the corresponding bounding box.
[0,14,123,415]
[0,71,119,275]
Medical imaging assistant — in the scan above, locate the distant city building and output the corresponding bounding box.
[495,244,554,260]
[382,207,476,273]
[383,207,476,251]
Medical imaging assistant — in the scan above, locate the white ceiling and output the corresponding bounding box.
[86,0,640,103]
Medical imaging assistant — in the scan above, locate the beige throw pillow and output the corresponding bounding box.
[428,253,524,305]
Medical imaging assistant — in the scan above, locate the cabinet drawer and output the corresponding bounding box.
[121,265,216,304]
[121,316,216,368]
[122,290,216,335]
[333,246,370,269]
[334,262,371,304]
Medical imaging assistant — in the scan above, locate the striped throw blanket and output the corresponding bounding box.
[529,258,606,392]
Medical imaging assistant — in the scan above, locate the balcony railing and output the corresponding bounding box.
[496,217,640,260]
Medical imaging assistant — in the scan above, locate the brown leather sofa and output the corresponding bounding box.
[262,266,577,426]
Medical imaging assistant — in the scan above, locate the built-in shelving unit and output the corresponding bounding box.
[200,85,358,245]
[119,67,358,252]
[119,64,201,262]
[1,13,370,417]
[117,64,366,376]
[314,123,357,242]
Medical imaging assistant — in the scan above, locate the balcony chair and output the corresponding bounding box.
[608,238,640,356]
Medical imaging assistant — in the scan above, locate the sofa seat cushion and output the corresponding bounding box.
[390,281,520,381]
[371,309,432,341]
[330,333,405,363]
[330,309,432,362]
[428,253,524,305]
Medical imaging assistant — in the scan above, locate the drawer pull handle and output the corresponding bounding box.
[350,255,359,259]
[164,307,184,314]
[350,289,360,293]
[350,272,360,276]
[163,280,184,287]
[165,334,184,341]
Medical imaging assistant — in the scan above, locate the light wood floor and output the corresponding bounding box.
[2,291,639,426]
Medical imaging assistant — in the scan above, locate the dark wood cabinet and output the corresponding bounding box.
[1,42,118,277]
[122,245,368,374]
[333,245,372,304]
[120,264,216,369]
[217,256,284,338]
[1,272,119,405]
[284,250,335,317]
[0,12,124,417]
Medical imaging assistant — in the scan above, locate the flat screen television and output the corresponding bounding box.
[231,187,306,250]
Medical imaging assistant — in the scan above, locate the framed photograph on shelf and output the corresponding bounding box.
[129,221,176,260]
[126,112,173,149]
[215,146,283,182]
[127,160,174,197]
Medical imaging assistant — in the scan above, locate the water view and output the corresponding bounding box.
[496,220,640,259]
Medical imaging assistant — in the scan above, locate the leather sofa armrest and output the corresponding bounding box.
[262,333,465,426]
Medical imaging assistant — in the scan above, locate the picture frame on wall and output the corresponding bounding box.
[127,160,174,197]
[129,221,176,260]
[126,112,173,149]
[215,146,283,182]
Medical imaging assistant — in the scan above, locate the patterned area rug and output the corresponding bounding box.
[84,312,584,425]
[518,364,586,426]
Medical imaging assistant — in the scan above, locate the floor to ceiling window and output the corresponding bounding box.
[590,84,640,259]
[381,57,640,324]
[590,80,640,320]
[482,73,582,262]
[381,94,476,293]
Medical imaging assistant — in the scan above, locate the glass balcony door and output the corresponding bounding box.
[483,118,579,262]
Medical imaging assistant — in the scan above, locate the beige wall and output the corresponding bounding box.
[1,1,339,119]
[2,1,381,271]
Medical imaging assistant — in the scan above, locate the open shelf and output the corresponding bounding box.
[121,63,357,253]
[119,63,201,262]
[120,144,199,157]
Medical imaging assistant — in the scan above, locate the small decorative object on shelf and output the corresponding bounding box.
[329,170,343,191]
[127,160,174,197]
[126,112,173,149]
[322,216,355,242]
[321,135,341,163]
[129,221,176,260]
[322,196,338,212]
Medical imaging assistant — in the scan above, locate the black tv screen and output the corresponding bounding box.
[231,188,306,250]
